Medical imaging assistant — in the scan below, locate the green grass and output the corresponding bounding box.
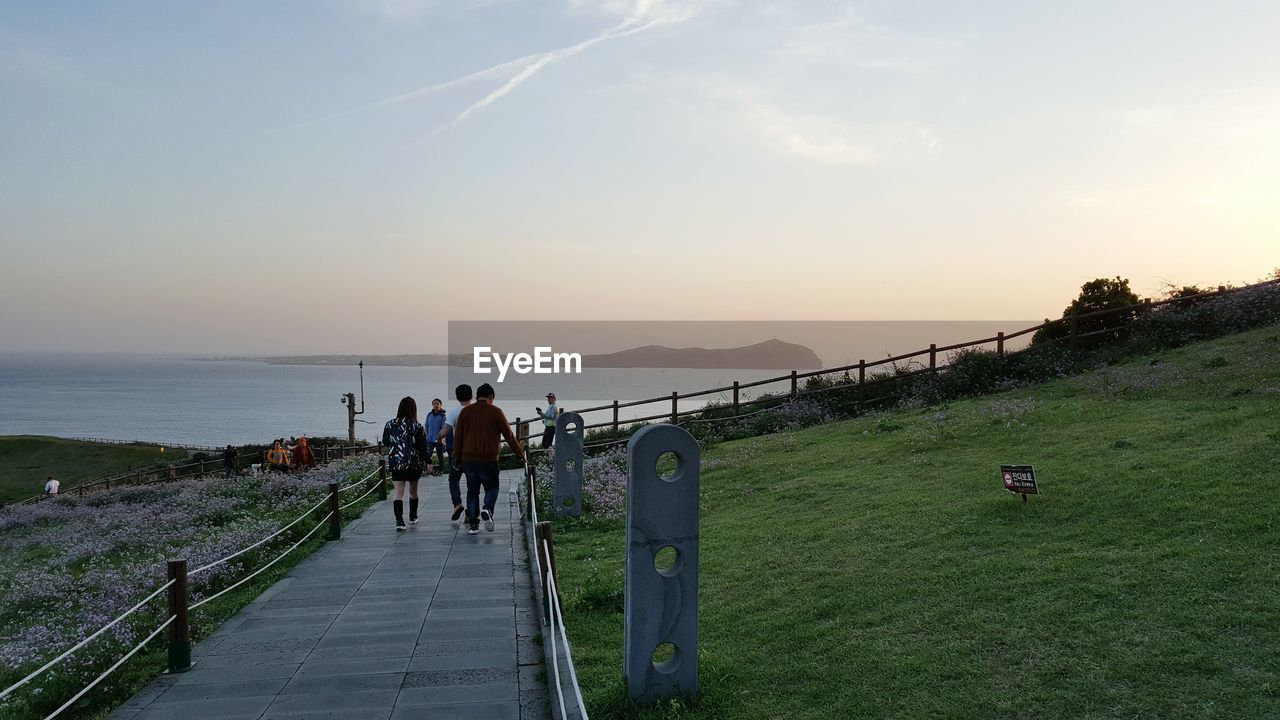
[0,436,187,503]
[550,324,1280,719]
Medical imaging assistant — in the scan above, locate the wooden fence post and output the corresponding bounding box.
[929,344,937,370]
[166,559,191,673]
[671,392,678,424]
[790,370,798,398]
[535,521,558,623]
[858,360,866,402]
[997,332,1005,356]
[613,400,620,434]
[327,483,341,541]
[732,381,740,414]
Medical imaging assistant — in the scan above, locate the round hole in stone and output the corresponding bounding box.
[565,422,579,435]
[656,451,682,482]
[564,459,577,473]
[652,643,681,674]
[562,497,575,507]
[653,545,682,576]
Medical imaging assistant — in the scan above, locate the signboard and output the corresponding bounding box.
[1001,465,1038,496]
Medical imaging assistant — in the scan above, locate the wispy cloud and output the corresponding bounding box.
[738,101,877,166]
[399,1,700,144]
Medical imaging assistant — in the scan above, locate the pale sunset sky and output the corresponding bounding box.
[1,0,1276,354]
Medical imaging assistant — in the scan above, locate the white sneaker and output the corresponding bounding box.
[480,509,494,532]
[467,526,480,535]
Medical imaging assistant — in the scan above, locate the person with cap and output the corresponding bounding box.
[536,392,558,449]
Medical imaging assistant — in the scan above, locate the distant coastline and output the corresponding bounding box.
[195,339,823,370]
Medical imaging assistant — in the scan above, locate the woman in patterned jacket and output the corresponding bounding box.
[382,396,433,531]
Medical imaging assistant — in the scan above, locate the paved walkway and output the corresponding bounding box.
[111,470,547,720]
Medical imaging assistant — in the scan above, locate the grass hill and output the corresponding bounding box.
[552,324,1280,719]
[0,436,187,503]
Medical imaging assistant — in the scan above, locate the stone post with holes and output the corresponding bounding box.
[623,423,699,703]
[553,412,583,517]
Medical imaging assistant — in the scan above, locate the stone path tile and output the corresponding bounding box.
[110,470,548,720]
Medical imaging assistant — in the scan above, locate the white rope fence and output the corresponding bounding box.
[338,467,379,493]
[523,460,589,720]
[188,494,330,577]
[339,481,382,511]
[0,580,174,701]
[190,512,333,610]
[543,536,589,719]
[2,460,382,718]
[41,616,176,720]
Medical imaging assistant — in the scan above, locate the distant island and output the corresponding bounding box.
[200,339,822,370]
[581,339,822,369]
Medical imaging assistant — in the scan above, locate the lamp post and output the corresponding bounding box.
[342,360,366,444]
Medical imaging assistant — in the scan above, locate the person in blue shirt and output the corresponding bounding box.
[426,398,448,476]
[537,392,558,448]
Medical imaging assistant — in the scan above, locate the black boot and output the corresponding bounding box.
[409,498,419,525]
[393,500,406,531]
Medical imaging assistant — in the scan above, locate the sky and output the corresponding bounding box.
[1,0,1277,354]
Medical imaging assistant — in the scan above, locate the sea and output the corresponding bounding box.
[0,354,795,447]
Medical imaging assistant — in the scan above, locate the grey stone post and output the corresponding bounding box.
[553,412,583,517]
[624,424,699,703]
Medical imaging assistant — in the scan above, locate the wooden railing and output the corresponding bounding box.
[508,278,1278,445]
[14,444,379,506]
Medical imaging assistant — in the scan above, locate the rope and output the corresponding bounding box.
[190,513,332,610]
[338,467,379,493]
[339,481,381,510]
[543,537,589,719]
[188,494,329,577]
[0,580,175,701]
[41,616,175,720]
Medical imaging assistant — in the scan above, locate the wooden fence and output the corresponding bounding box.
[509,278,1278,445]
[14,444,379,506]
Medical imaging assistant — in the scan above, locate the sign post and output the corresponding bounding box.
[1001,464,1038,503]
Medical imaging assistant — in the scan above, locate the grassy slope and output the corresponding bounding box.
[0,437,188,503]
[553,324,1280,720]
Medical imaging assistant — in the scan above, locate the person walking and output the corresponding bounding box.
[454,383,523,535]
[44,476,59,496]
[266,440,290,473]
[438,384,473,523]
[426,399,448,475]
[383,396,432,531]
[222,445,238,478]
[536,393,558,449]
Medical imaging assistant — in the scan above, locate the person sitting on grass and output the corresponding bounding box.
[266,440,290,473]
[44,476,59,496]
[289,436,316,470]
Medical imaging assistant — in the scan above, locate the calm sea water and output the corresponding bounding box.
[0,354,790,446]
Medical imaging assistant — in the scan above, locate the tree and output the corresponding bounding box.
[1032,277,1143,346]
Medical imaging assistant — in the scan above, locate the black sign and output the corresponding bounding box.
[1001,465,1038,495]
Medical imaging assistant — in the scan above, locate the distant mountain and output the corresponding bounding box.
[583,339,822,369]
[202,339,823,370]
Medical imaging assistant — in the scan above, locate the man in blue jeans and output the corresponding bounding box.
[438,384,473,523]
[453,383,524,535]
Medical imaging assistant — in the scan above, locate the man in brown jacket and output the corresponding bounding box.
[453,383,524,534]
